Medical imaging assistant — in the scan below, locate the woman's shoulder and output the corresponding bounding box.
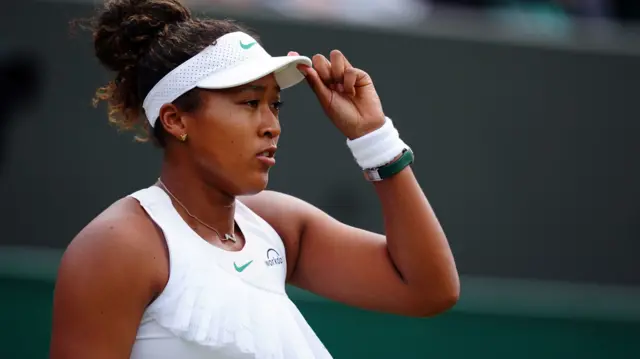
[58,195,168,293]
[238,190,307,235]
[238,191,323,247]
[74,195,161,250]
[51,195,170,358]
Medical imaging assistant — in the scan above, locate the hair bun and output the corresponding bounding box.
[93,0,192,73]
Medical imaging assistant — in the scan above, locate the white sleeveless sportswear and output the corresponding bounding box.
[128,186,332,359]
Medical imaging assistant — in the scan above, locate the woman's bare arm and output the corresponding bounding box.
[50,199,167,359]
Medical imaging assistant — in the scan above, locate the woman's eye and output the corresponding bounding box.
[272,101,284,111]
[244,100,283,111]
[245,100,259,108]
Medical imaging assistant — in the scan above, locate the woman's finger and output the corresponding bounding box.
[330,50,346,85]
[312,54,333,86]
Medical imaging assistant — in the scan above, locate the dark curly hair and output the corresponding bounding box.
[87,0,256,146]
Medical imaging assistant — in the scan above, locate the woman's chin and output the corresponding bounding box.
[238,173,269,196]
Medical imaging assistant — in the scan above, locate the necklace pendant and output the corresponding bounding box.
[224,233,237,243]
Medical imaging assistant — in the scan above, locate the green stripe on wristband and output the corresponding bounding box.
[364,149,414,181]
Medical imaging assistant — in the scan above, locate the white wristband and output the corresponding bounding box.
[346,117,410,170]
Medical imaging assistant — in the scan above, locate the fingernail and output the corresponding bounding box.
[337,84,345,93]
[297,65,308,76]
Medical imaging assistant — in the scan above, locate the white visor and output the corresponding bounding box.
[142,31,312,127]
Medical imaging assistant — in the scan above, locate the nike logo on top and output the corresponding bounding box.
[234,260,253,273]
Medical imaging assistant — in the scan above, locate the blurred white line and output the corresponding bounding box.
[35,0,640,56]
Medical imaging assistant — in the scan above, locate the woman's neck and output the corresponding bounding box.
[158,157,236,237]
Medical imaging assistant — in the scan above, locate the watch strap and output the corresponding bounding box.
[363,149,414,182]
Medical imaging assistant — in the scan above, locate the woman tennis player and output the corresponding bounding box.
[50,0,459,358]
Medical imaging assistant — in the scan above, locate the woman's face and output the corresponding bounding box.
[162,73,284,196]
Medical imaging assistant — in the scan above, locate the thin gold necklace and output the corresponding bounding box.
[157,178,237,243]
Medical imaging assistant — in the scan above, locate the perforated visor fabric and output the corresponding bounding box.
[197,56,310,90]
[142,31,312,127]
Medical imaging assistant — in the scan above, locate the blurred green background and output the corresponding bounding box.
[2,247,639,358]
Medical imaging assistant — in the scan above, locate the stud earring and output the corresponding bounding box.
[179,133,188,142]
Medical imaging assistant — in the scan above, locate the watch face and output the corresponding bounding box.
[364,170,382,182]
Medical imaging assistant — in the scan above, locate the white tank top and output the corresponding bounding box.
[128,186,332,359]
